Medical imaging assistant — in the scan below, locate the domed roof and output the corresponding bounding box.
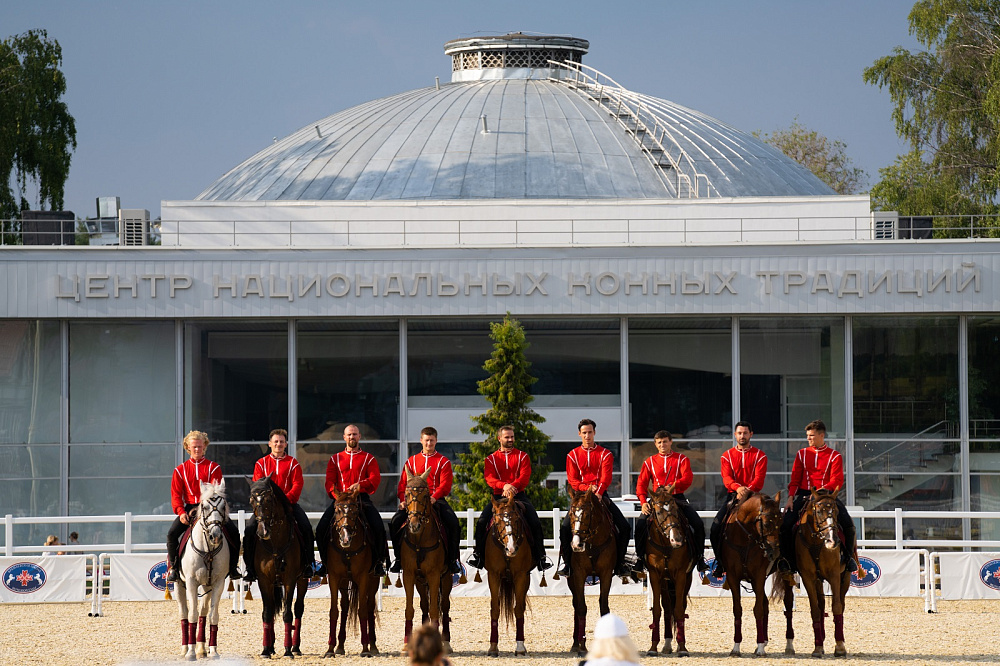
[197,35,833,202]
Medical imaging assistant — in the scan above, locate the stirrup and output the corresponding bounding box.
[536,556,552,571]
[389,559,402,574]
[374,562,385,577]
[166,567,179,583]
[555,563,570,577]
[467,553,484,569]
[229,568,242,581]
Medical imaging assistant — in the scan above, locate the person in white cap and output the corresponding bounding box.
[583,614,641,666]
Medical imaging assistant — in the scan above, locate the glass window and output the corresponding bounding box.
[854,474,959,511]
[852,317,959,435]
[0,320,60,444]
[407,319,492,405]
[521,319,620,406]
[968,316,1000,439]
[69,444,176,477]
[628,318,732,439]
[185,321,287,441]
[297,321,399,441]
[70,322,176,443]
[739,317,846,439]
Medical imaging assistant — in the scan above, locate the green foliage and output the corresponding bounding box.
[452,314,562,513]
[0,30,77,222]
[864,1,1000,217]
[754,118,868,194]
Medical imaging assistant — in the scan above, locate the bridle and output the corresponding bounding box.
[491,499,525,558]
[190,492,227,575]
[806,493,840,551]
[728,494,781,561]
[405,485,432,535]
[249,482,296,565]
[334,495,363,549]
[649,491,686,550]
[569,494,599,552]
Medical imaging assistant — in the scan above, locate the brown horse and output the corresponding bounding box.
[716,491,782,657]
[564,488,616,657]
[642,483,693,657]
[399,468,453,654]
[484,495,533,657]
[322,488,380,658]
[777,488,850,658]
[248,476,308,658]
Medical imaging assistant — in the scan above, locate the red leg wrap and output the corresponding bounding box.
[262,621,272,648]
[734,617,742,644]
[404,619,413,643]
[284,622,293,648]
[516,616,525,642]
[187,621,197,646]
[181,619,190,646]
[197,616,206,643]
[813,619,825,646]
[490,619,499,644]
[294,618,302,646]
[756,615,767,645]
[675,618,685,646]
[651,620,660,645]
[209,624,218,648]
[833,613,845,642]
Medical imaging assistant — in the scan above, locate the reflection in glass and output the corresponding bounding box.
[70,322,176,443]
[296,440,399,475]
[408,319,492,403]
[185,322,287,441]
[852,317,958,435]
[0,445,60,479]
[69,477,172,516]
[0,320,60,444]
[297,321,399,441]
[968,317,1000,439]
[739,317,846,438]
[69,444,176,477]
[854,474,958,511]
[629,318,732,439]
[521,319,620,405]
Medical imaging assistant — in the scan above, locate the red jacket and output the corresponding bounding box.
[397,452,453,501]
[788,445,844,496]
[566,445,613,496]
[253,454,303,504]
[171,458,222,516]
[325,449,381,498]
[636,452,692,504]
[485,448,531,494]
[720,446,767,493]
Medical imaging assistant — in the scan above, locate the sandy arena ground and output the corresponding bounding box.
[2,594,997,665]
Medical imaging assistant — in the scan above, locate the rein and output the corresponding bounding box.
[569,496,614,561]
[332,499,369,568]
[189,495,227,585]
[252,486,297,573]
[647,494,687,554]
[402,486,442,566]
[489,501,527,566]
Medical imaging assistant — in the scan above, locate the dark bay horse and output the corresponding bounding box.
[399,468,453,654]
[564,488,616,657]
[716,491,781,657]
[323,488,380,658]
[642,483,693,657]
[777,488,850,658]
[248,476,308,658]
[484,495,533,657]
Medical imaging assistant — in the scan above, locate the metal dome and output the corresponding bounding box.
[197,34,834,202]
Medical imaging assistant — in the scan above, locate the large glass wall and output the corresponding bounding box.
[628,318,731,509]
[968,316,1000,543]
[0,321,60,546]
[852,317,961,540]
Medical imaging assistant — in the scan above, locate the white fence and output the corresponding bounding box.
[4,509,1000,614]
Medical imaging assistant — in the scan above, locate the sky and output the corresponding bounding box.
[5,1,921,219]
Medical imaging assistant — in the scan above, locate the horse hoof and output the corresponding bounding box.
[514,650,527,657]
[754,644,767,657]
[487,649,499,658]
[729,648,741,657]
[369,645,380,657]
[648,649,659,657]
[321,651,336,659]
[284,647,295,658]
[292,646,302,656]
[834,642,847,658]
[812,647,824,658]
[335,645,345,655]
[442,641,452,655]
[678,647,690,657]
[661,645,673,655]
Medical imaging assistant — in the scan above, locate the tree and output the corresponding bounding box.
[864,1,1000,218]
[452,314,561,514]
[754,119,868,194]
[0,30,77,222]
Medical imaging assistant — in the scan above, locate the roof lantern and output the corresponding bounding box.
[444,32,589,82]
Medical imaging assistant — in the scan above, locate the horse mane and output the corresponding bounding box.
[200,480,227,503]
[250,476,292,515]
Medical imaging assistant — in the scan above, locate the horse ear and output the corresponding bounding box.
[568,485,578,500]
[665,482,675,495]
[218,478,226,494]
[810,488,820,501]
[245,475,253,488]
[420,468,431,481]
[646,479,653,501]
[774,490,781,504]
[831,486,841,499]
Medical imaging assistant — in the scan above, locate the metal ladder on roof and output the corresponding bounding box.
[548,60,715,198]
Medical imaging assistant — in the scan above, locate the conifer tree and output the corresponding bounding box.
[452,314,560,512]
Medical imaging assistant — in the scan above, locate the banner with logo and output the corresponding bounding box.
[938,552,1000,600]
[0,556,88,603]
[848,550,921,597]
[109,554,176,601]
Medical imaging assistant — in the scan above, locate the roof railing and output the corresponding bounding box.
[548,60,716,199]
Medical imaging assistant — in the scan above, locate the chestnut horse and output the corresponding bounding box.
[399,468,453,654]
[248,476,308,658]
[777,488,850,658]
[484,495,533,657]
[642,483,693,657]
[716,491,782,657]
[564,488,616,657]
[322,488,380,658]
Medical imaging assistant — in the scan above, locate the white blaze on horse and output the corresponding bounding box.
[175,480,232,661]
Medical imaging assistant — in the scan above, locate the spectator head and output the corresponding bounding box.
[69,531,79,543]
[408,622,446,666]
[585,613,640,665]
[44,534,60,547]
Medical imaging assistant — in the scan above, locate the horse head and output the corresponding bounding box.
[649,482,685,549]
[567,486,600,553]
[754,491,782,560]
[808,488,841,551]
[197,480,229,549]
[403,467,432,535]
[248,475,285,541]
[333,488,362,549]
[491,495,523,558]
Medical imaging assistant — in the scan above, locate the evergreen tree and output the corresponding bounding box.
[452,314,561,512]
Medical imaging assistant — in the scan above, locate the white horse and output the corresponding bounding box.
[175,480,231,661]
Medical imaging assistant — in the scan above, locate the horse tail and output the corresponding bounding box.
[769,568,787,605]
[498,573,516,628]
[347,580,361,630]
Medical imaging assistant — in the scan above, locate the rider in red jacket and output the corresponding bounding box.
[165,431,241,582]
[709,421,768,577]
[242,428,315,582]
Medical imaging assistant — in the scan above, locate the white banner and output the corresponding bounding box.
[109,554,174,601]
[847,550,922,597]
[938,552,1000,600]
[0,556,88,603]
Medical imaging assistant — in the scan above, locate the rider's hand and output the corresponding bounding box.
[398,502,405,511]
[736,486,750,501]
[179,512,190,525]
[349,482,361,492]
[502,484,516,499]
[589,484,599,493]
[641,502,651,516]
[784,498,793,512]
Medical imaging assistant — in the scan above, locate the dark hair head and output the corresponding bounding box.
[498,425,515,436]
[805,419,827,434]
[408,622,444,665]
[653,430,672,441]
[269,428,288,440]
[578,418,596,431]
[734,421,753,432]
[420,426,438,439]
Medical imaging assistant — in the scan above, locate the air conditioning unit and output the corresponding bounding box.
[119,209,149,246]
[872,211,897,240]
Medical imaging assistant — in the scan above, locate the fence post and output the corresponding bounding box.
[5,514,12,556]
[894,507,904,550]
[124,512,133,554]
[465,508,475,549]
[552,508,562,557]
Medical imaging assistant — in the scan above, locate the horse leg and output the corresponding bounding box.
[661,578,674,655]
[282,583,295,658]
[729,574,743,656]
[647,569,661,656]
[487,571,500,657]
[513,570,529,656]
[674,571,690,656]
[177,580,190,657]
[426,572,442,630]
[783,578,796,655]
[292,579,306,656]
[186,582,200,661]
[260,584,276,658]
[441,575,453,651]
[337,583,349,655]
[206,574,226,660]
[570,574,588,656]
[752,571,768,657]
[832,569,849,657]
[401,569,416,654]
[809,578,826,657]
[196,616,207,657]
